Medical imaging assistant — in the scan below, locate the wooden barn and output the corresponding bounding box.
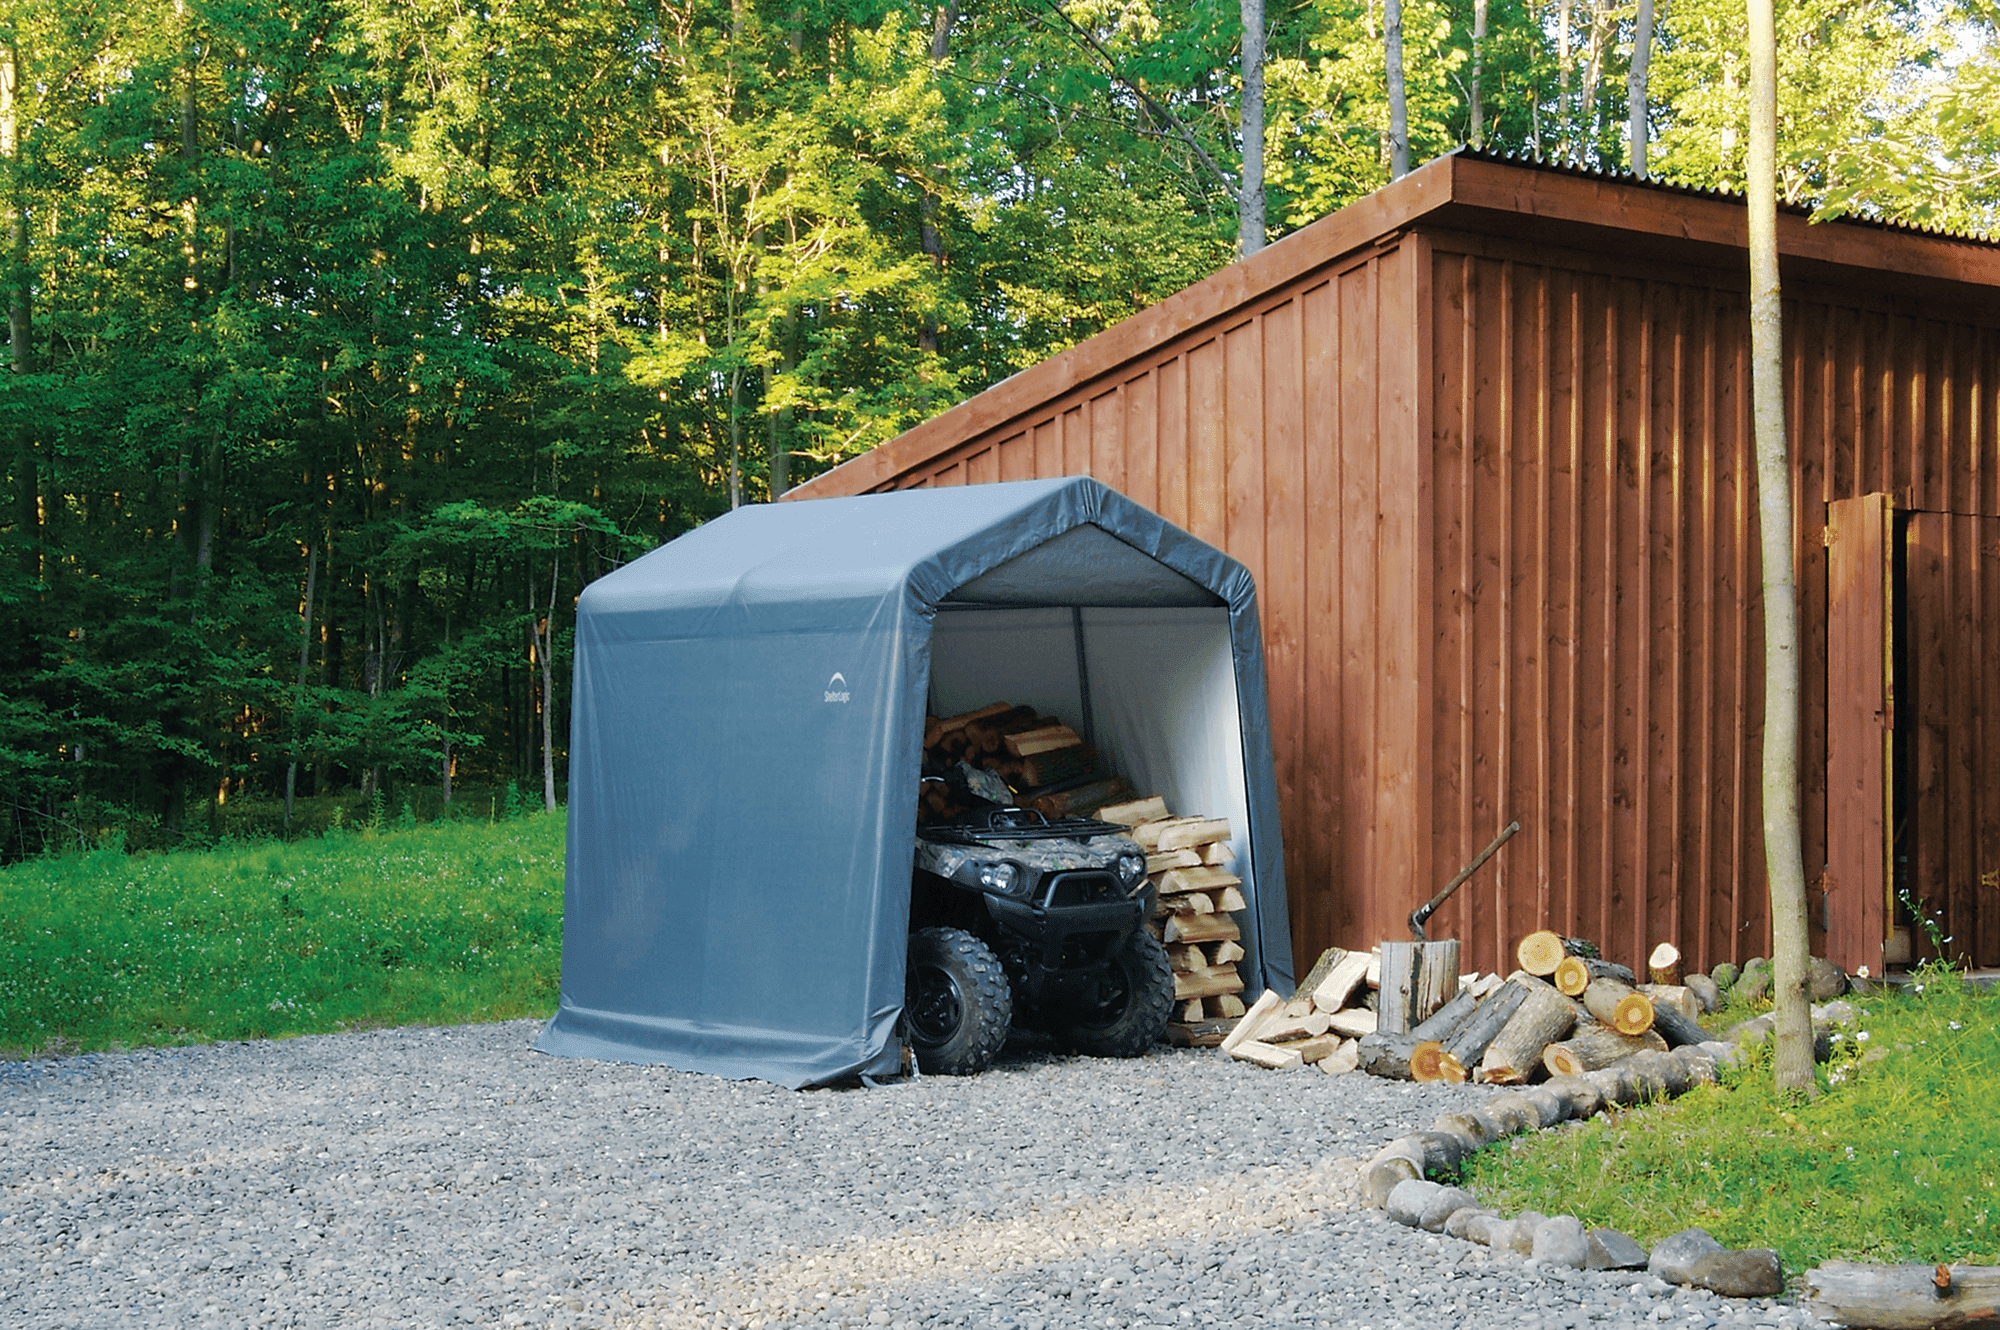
[788,149,2000,983]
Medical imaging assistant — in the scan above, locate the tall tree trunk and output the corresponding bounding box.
[1583,0,1608,159]
[2,36,34,582]
[1556,0,1574,157]
[1627,0,1654,175]
[537,559,558,812]
[917,1,956,360]
[1239,0,1266,254]
[284,542,318,834]
[1384,0,1409,178]
[1748,0,1815,1099]
[1470,0,1488,148]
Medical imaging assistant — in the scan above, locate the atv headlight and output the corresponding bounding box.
[1115,852,1147,888]
[976,861,1023,895]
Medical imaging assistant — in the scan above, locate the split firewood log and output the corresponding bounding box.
[1580,976,1657,1036]
[1219,990,1285,1054]
[1552,955,1637,997]
[1286,1033,1343,1064]
[1326,1007,1378,1038]
[1476,975,1578,1084]
[1163,911,1240,945]
[1647,941,1683,986]
[1156,864,1240,896]
[1096,795,1170,827]
[1231,1040,1304,1070]
[1173,966,1245,1001]
[1542,1026,1669,1077]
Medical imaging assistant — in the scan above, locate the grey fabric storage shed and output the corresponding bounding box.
[534,476,1294,1087]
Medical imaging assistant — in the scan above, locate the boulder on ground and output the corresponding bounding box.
[1690,1248,1784,1298]
[1650,1227,1727,1285]
[1531,1215,1589,1268]
[1585,1227,1649,1271]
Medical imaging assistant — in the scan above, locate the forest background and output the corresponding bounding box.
[3,0,1996,859]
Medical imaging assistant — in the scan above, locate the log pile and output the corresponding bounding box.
[1304,930,1729,1087]
[919,702,1132,822]
[1099,797,1251,1036]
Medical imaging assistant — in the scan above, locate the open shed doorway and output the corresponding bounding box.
[926,528,1267,989]
[1826,493,2000,975]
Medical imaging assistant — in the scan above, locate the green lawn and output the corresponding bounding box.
[1460,967,2000,1272]
[0,810,565,1055]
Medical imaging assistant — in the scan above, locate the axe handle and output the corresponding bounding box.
[1409,820,1521,940]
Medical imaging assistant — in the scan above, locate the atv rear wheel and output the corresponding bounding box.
[904,927,1013,1075]
[1050,927,1174,1057]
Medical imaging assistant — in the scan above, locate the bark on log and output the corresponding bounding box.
[1378,941,1419,1033]
[1476,977,1577,1083]
[1355,1031,1423,1080]
[1415,939,1461,1026]
[1648,941,1683,986]
[1581,976,1656,1036]
[1553,955,1637,996]
[1542,1026,1669,1077]
[1411,985,1482,1041]
[1639,983,1701,1022]
[1441,976,1530,1068]
[1804,1261,2000,1329]
[1646,993,1710,1049]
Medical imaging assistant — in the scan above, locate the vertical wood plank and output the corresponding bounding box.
[1825,493,1891,976]
[1302,280,1346,946]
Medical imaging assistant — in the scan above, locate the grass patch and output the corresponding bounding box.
[0,810,565,1054]
[1460,967,2000,1272]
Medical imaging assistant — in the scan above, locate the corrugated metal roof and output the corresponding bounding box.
[1447,144,1998,247]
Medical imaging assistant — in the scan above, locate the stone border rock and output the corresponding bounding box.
[1362,1039,1787,1299]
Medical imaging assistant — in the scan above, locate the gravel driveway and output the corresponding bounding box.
[1,1020,1832,1329]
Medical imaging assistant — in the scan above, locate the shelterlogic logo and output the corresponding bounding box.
[824,672,851,703]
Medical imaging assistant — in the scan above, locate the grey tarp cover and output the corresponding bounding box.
[534,476,1293,1087]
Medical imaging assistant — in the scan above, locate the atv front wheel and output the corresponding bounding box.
[1050,927,1174,1057]
[904,927,1013,1075]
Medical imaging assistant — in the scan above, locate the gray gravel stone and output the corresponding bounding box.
[0,1020,1838,1330]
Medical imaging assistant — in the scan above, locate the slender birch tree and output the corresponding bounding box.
[1748,0,1817,1098]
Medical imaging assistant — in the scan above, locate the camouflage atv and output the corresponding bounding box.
[905,765,1175,1075]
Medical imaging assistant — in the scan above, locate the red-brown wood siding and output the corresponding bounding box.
[790,158,2000,977]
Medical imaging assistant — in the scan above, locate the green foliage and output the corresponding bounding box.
[1462,968,2000,1270]
[0,810,566,1053]
[4,0,1999,859]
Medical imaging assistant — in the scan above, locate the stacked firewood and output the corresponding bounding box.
[919,702,1132,822]
[1217,944,1400,1070]
[1095,797,1252,1036]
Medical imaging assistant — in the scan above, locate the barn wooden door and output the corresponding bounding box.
[1904,511,2000,968]
[1824,493,1894,977]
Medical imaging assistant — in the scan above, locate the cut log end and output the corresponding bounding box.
[1408,1040,1448,1082]
[1648,941,1683,986]
[1517,929,1566,976]
[1611,993,1655,1037]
